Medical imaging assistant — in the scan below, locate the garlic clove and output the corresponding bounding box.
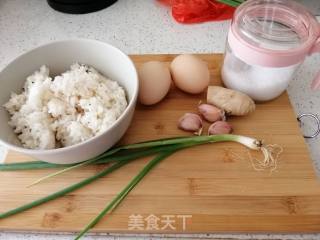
[178,113,203,135]
[208,121,233,135]
[198,103,225,122]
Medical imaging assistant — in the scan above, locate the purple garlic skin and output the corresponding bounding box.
[198,104,225,122]
[178,113,203,134]
[208,121,233,135]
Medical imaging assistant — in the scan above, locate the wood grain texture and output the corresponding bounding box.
[1,54,320,233]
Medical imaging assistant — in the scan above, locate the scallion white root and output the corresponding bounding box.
[249,144,283,172]
[231,135,262,150]
[219,135,282,172]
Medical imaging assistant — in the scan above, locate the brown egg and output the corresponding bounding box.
[170,54,210,94]
[138,61,172,105]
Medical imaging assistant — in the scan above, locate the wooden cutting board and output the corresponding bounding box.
[1,54,320,233]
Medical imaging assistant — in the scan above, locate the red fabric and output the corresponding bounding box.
[159,0,235,24]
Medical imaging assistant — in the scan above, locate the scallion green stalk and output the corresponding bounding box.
[0,143,194,219]
[0,143,194,171]
[0,161,65,171]
[27,143,203,187]
[0,160,128,219]
[75,150,176,240]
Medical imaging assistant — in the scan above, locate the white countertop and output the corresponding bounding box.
[1,0,320,239]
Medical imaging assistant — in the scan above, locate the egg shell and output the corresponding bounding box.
[138,61,172,105]
[170,54,210,94]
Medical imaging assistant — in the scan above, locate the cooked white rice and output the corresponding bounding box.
[4,63,127,149]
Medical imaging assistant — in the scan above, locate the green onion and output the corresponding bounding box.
[0,160,128,219]
[75,150,176,240]
[41,134,262,172]
[74,135,265,239]
[0,143,195,219]
[0,161,66,171]
[30,134,261,181]
[73,135,266,239]
[0,136,199,171]
[27,143,202,187]
[2,135,262,186]
[0,144,191,171]
[0,135,233,171]
[0,134,271,239]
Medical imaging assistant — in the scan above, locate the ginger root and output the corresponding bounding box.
[207,86,255,116]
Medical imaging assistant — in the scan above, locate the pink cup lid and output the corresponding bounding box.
[228,0,320,68]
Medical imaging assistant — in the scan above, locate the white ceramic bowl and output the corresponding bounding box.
[0,39,138,164]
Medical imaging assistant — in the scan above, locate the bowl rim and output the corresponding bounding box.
[0,38,138,155]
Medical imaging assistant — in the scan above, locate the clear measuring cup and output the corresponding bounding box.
[222,0,320,101]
